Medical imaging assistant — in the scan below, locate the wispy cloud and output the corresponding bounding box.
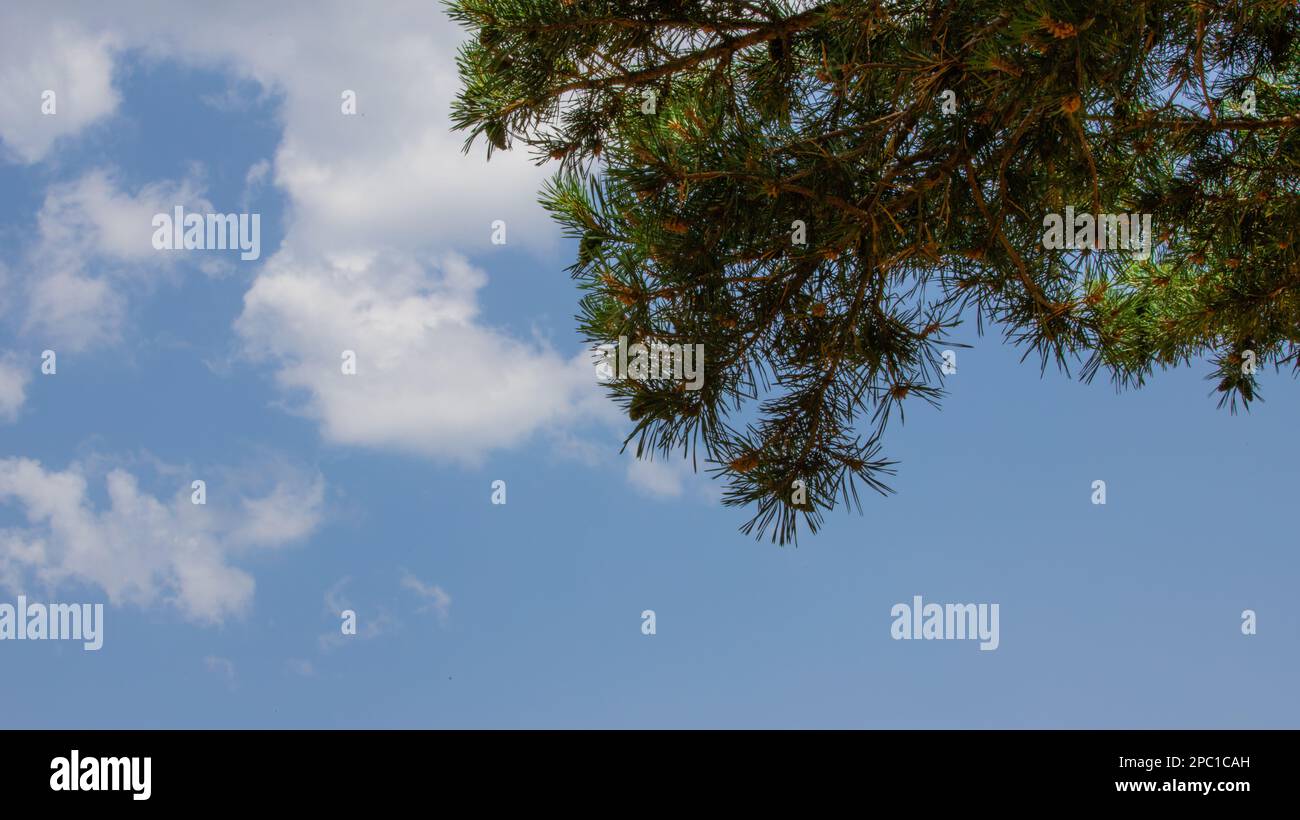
[203,655,236,687]
[318,577,399,651]
[400,570,451,624]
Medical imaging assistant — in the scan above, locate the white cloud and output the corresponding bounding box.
[0,353,32,423]
[203,655,236,683]
[0,2,640,469]
[240,158,272,210]
[323,575,352,616]
[0,2,601,461]
[27,0,555,251]
[0,457,324,623]
[36,168,210,262]
[230,474,325,549]
[624,450,726,504]
[318,576,399,650]
[237,250,598,462]
[19,168,211,351]
[625,454,689,499]
[0,16,119,163]
[400,570,451,622]
[22,270,125,352]
[0,261,12,316]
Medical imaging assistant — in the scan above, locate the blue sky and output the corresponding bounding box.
[0,2,1295,729]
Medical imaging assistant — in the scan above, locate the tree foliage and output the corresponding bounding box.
[449,0,1300,543]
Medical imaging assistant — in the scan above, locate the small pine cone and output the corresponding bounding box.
[1042,17,1078,39]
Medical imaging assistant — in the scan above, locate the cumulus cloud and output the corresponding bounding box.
[22,271,126,351]
[0,457,324,623]
[1,1,607,462]
[230,473,326,549]
[0,14,119,163]
[0,353,32,423]
[237,250,597,462]
[18,168,211,351]
[36,168,210,262]
[1,2,638,469]
[22,0,555,251]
